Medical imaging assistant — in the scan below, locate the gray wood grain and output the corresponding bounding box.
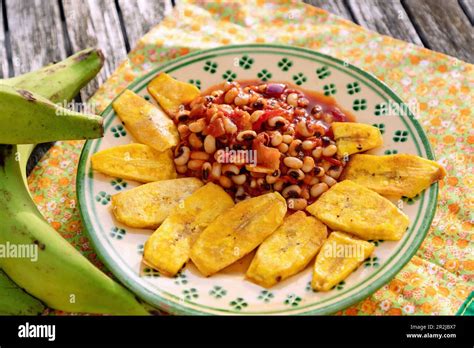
[347,0,423,46]
[459,0,474,23]
[403,0,474,63]
[117,0,171,49]
[5,0,66,74]
[0,0,8,78]
[303,0,354,20]
[62,0,128,100]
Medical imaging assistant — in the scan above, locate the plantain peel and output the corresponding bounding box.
[147,72,200,116]
[112,178,203,229]
[312,232,374,291]
[246,211,328,288]
[190,192,287,277]
[341,154,446,198]
[143,183,234,277]
[112,89,179,152]
[91,143,177,183]
[332,122,383,156]
[306,180,409,241]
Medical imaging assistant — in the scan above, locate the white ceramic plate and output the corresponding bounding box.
[77,44,437,315]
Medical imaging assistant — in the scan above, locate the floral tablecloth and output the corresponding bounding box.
[29,0,473,315]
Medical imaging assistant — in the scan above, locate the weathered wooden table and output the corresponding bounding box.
[0,0,472,172]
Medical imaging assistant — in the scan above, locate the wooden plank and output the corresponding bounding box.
[62,0,128,100]
[347,0,423,46]
[403,0,474,63]
[459,0,474,23]
[0,0,8,78]
[303,0,354,21]
[117,0,172,49]
[6,0,66,74]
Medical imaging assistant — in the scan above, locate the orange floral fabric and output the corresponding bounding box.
[28,0,473,315]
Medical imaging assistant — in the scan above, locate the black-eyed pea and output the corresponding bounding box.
[219,175,233,188]
[250,110,265,123]
[278,143,289,153]
[273,179,285,191]
[321,161,332,172]
[223,117,238,134]
[175,110,190,123]
[189,133,203,149]
[282,134,293,144]
[188,159,205,171]
[188,118,206,133]
[271,132,283,146]
[328,166,343,179]
[288,139,302,156]
[177,124,190,138]
[287,198,307,211]
[236,186,249,201]
[287,169,305,181]
[211,90,224,98]
[282,184,302,198]
[236,130,257,142]
[250,178,257,189]
[222,164,240,176]
[202,162,212,181]
[302,140,316,151]
[286,93,299,107]
[296,120,314,137]
[224,87,239,104]
[268,116,288,128]
[211,162,222,178]
[266,175,278,184]
[232,174,247,185]
[321,174,337,187]
[322,144,338,157]
[313,166,325,177]
[283,156,303,169]
[301,156,315,173]
[301,187,310,200]
[190,151,210,161]
[176,165,187,174]
[204,135,216,154]
[234,93,250,106]
[310,182,329,197]
[174,146,190,166]
[312,146,323,159]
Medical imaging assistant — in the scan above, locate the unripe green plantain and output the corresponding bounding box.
[0,49,149,315]
[3,48,105,174]
[0,85,103,144]
[0,269,45,315]
[2,48,103,103]
[0,146,148,314]
[0,49,104,315]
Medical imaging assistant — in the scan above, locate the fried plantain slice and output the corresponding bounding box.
[91,143,177,183]
[332,122,383,157]
[341,153,446,198]
[312,231,374,291]
[143,183,234,277]
[147,72,200,117]
[112,89,179,152]
[111,178,203,229]
[246,211,328,288]
[190,192,287,276]
[306,180,409,241]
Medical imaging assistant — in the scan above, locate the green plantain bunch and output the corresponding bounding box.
[0,48,148,315]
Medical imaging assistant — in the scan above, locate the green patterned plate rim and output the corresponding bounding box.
[77,44,438,315]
